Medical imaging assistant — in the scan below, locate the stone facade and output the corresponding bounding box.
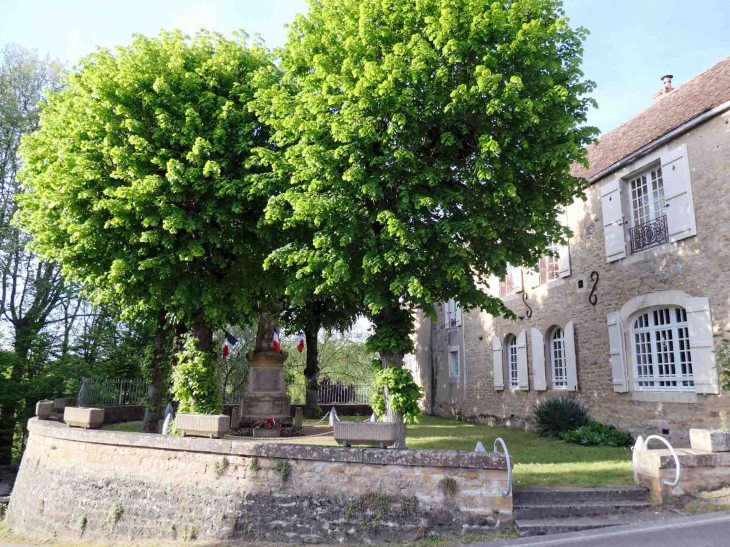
[411,107,730,445]
[8,419,512,543]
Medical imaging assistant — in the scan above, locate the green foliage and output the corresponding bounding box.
[439,477,458,497]
[251,0,598,352]
[182,524,197,541]
[77,515,87,535]
[15,30,278,328]
[533,397,589,438]
[275,460,292,482]
[717,336,730,392]
[561,421,634,447]
[107,502,123,531]
[248,456,259,474]
[171,334,221,414]
[215,457,230,478]
[372,367,423,424]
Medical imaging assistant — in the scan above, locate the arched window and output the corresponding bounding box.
[632,307,693,391]
[507,336,518,389]
[550,328,568,389]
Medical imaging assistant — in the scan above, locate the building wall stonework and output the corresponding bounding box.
[8,419,511,544]
[415,109,730,446]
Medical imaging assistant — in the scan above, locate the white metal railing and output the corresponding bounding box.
[493,437,512,497]
[286,383,373,405]
[633,434,681,487]
[78,377,147,406]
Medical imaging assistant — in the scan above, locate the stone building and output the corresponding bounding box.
[408,57,730,445]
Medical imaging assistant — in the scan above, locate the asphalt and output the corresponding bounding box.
[468,510,730,547]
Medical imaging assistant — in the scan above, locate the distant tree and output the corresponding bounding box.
[252,0,597,441]
[15,31,279,430]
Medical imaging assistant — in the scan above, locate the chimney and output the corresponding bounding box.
[653,74,674,103]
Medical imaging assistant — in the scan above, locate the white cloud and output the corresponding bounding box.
[62,28,115,66]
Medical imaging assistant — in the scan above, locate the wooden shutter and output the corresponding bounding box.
[564,321,578,391]
[557,212,571,278]
[524,268,541,290]
[662,146,696,242]
[516,330,529,390]
[685,297,719,394]
[607,312,628,392]
[601,179,627,262]
[492,337,504,390]
[531,328,547,391]
[512,266,524,293]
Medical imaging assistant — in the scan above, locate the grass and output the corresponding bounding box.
[104,415,634,488]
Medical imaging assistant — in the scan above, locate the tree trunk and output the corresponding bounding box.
[303,325,320,418]
[169,322,189,369]
[190,311,213,352]
[142,310,167,434]
[381,351,407,449]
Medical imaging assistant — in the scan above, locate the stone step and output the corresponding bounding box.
[514,486,650,504]
[514,500,654,520]
[516,515,635,537]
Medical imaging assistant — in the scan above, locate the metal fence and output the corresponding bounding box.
[79,377,148,406]
[287,382,374,405]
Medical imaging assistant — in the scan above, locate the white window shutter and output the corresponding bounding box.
[530,328,547,391]
[564,321,578,391]
[662,146,696,242]
[516,330,529,390]
[512,266,524,293]
[685,297,719,394]
[607,312,628,392]
[524,268,541,289]
[492,337,504,390]
[601,179,627,262]
[557,211,571,278]
[454,302,462,327]
[489,275,501,297]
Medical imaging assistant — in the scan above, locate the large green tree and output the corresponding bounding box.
[253,0,597,362]
[15,31,279,431]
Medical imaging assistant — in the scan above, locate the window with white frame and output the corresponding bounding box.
[630,167,665,227]
[632,307,694,391]
[507,336,518,389]
[550,328,568,389]
[543,241,561,281]
[449,347,460,382]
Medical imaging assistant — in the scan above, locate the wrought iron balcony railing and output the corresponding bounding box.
[629,215,669,253]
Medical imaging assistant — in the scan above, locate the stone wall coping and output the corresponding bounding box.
[27,418,509,469]
[635,447,730,468]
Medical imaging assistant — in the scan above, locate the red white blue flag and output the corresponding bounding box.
[272,326,281,353]
[222,331,238,358]
[296,335,305,353]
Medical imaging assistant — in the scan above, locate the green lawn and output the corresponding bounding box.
[105,415,633,488]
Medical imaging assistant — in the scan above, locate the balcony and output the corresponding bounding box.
[629,215,669,253]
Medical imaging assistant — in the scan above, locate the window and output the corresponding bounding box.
[500,266,523,297]
[630,167,665,227]
[542,241,561,282]
[507,336,518,389]
[550,328,568,389]
[449,347,460,382]
[632,307,694,392]
[600,145,695,262]
[446,299,462,328]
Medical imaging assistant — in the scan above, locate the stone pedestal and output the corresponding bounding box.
[240,350,290,420]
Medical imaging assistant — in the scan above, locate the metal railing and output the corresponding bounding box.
[629,215,669,253]
[78,377,147,407]
[493,438,512,497]
[287,383,373,405]
[633,434,681,487]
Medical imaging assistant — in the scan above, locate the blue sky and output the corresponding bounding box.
[1,0,729,135]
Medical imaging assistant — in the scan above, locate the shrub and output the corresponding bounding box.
[561,421,634,447]
[371,367,424,424]
[532,397,589,437]
[171,334,221,415]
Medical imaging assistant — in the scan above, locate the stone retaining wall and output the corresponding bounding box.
[8,419,512,543]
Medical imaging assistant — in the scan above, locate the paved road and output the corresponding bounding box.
[468,511,730,547]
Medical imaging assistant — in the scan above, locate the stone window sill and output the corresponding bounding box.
[630,391,698,404]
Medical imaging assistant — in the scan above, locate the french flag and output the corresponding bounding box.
[222,331,238,358]
[296,335,305,353]
[272,326,281,353]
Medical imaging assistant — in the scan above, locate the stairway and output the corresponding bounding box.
[514,486,656,537]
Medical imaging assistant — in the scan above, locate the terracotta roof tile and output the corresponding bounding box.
[572,56,730,181]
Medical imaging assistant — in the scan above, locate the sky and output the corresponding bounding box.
[2,0,729,135]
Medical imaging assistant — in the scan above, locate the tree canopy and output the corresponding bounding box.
[252,0,597,356]
[16,30,278,330]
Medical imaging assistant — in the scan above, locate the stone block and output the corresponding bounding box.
[689,428,730,452]
[35,401,54,420]
[63,407,104,429]
[176,414,230,439]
